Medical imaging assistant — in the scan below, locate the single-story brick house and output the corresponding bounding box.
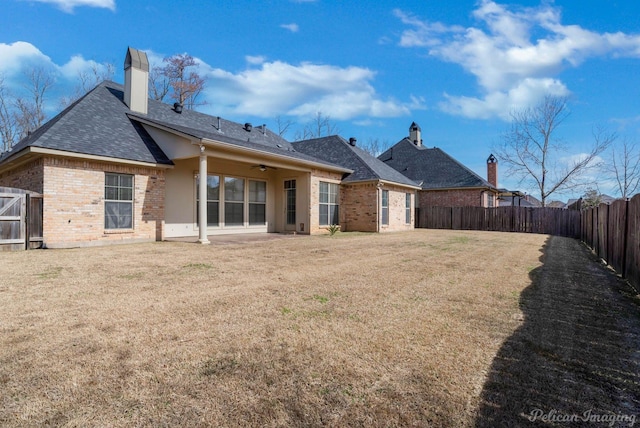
[378,122,499,208]
[0,48,419,248]
[292,136,421,232]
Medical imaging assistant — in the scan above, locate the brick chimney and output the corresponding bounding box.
[124,47,149,115]
[409,122,422,147]
[487,154,497,187]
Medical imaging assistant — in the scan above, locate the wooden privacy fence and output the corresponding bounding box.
[581,194,640,291]
[416,206,581,238]
[0,187,43,251]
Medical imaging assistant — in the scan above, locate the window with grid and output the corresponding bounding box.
[249,180,266,225]
[224,177,245,226]
[196,175,220,227]
[381,190,389,225]
[406,193,411,224]
[319,182,339,226]
[285,179,296,225]
[105,173,133,229]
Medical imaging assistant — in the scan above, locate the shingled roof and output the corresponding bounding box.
[0,81,347,171]
[292,135,419,187]
[1,82,173,165]
[378,138,496,190]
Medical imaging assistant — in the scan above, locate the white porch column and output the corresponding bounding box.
[198,146,210,244]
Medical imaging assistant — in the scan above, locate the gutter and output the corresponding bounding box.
[130,114,352,174]
[0,146,174,172]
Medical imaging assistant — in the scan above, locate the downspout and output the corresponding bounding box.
[376,182,382,233]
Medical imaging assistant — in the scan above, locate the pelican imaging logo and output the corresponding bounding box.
[528,409,636,426]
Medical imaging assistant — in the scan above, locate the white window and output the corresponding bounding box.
[105,173,133,229]
[249,180,266,225]
[381,190,389,226]
[319,182,339,226]
[224,177,245,226]
[285,180,296,225]
[196,175,220,227]
[406,193,411,224]
[195,175,267,228]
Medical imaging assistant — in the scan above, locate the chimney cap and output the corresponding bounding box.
[410,121,421,131]
[124,47,149,72]
[487,154,497,163]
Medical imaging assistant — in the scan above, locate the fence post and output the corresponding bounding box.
[622,198,629,278]
[450,207,453,230]
[25,194,30,251]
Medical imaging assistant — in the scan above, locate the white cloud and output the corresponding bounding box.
[58,54,111,80]
[280,23,299,33]
[245,55,267,65]
[201,60,418,120]
[24,0,116,13]
[441,78,570,120]
[0,41,53,76]
[396,0,640,120]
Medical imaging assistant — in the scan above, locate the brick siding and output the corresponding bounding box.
[380,184,414,232]
[309,169,342,234]
[2,156,166,248]
[0,158,45,193]
[418,189,496,208]
[340,182,415,233]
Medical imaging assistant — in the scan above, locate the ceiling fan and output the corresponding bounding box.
[251,164,278,172]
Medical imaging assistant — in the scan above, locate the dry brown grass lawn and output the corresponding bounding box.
[0,230,637,427]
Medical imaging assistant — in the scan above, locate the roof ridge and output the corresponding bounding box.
[432,147,495,189]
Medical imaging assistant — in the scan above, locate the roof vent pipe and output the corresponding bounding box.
[173,102,183,114]
[244,123,252,132]
[217,116,221,131]
[349,137,357,146]
[262,124,266,135]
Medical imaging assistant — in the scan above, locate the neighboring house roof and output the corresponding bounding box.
[600,194,617,204]
[292,135,420,188]
[547,200,567,209]
[378,138,497,191]
[498,189,542,207]
[0,81,350,173]
[1,82,173,166]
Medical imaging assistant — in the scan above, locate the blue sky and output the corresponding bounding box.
[2,0,639,200]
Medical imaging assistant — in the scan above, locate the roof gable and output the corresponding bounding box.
[379,138,495,190]
[1,81,172,165]
[292,136,419,187]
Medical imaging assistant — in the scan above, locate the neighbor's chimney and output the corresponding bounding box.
[124,47,149,115]
[409,121,422,147]
[487,154,498,187]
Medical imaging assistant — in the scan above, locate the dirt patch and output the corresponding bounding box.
[0,230,637,426]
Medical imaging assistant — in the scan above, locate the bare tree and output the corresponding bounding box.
[293,112,340,141]
[494,95,614,207]
[156,53,206,109]
[359,138,390,157]
[149,66,171,102]
[60,62,115,108]
[15,67,55,137]
[0,76,18,152]
[605,137,640,199]
[274,115,294,138]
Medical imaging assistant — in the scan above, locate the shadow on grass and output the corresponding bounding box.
[475,236,640,427]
